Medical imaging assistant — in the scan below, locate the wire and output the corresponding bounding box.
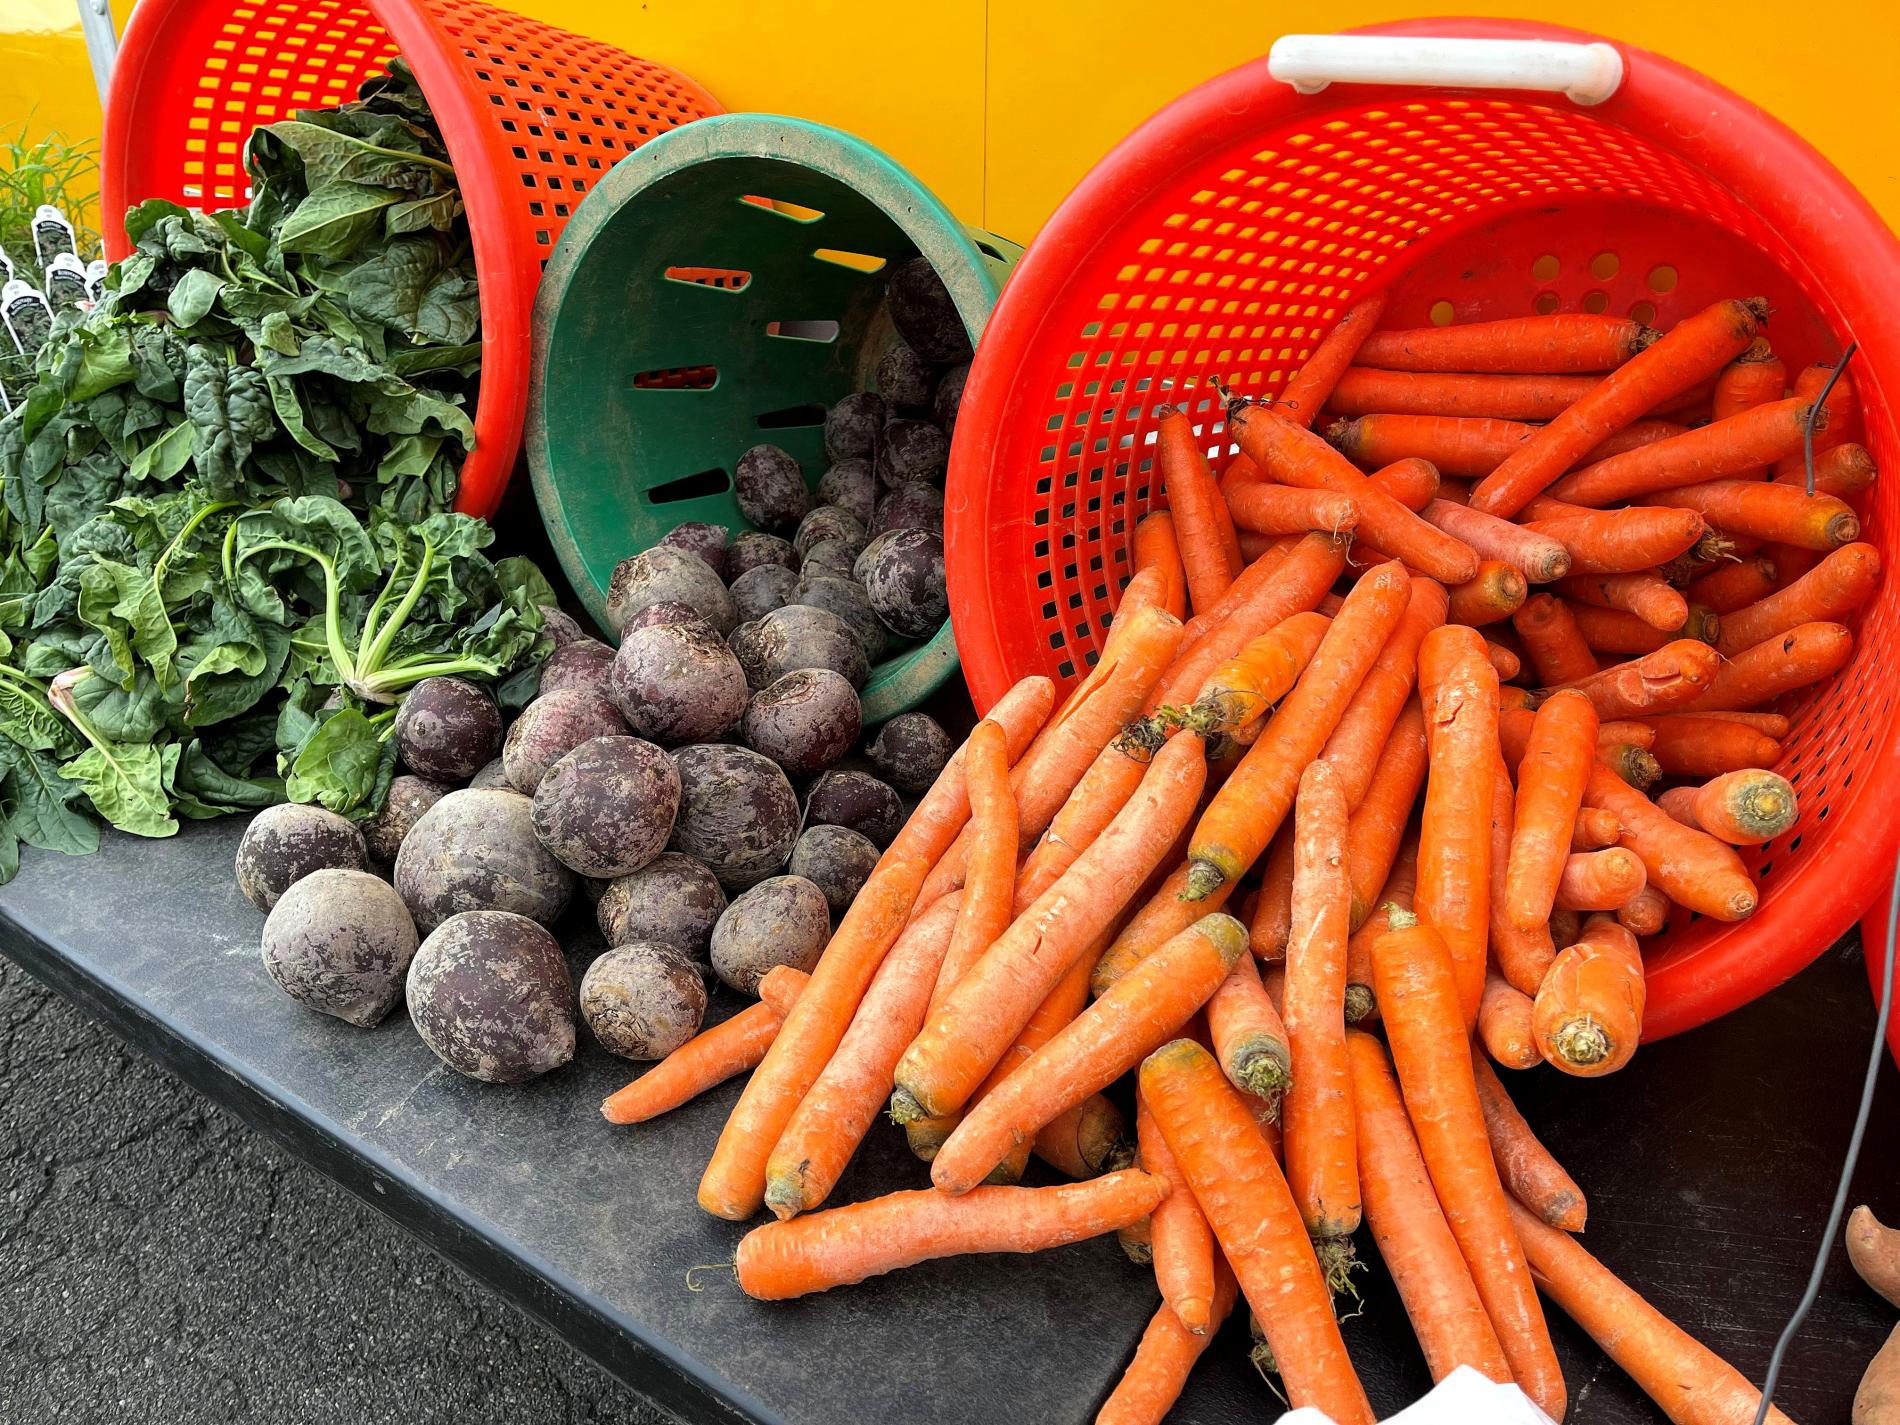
[1802,343,1860,496]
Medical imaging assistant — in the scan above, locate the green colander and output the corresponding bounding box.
[528,114,1020,723]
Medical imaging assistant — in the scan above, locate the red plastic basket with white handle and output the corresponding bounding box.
[947,18,1900,1040]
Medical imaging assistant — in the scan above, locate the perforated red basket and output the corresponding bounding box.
[99,0,722,520]
[947,18,1900,1040]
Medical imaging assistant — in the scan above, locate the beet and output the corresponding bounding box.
[737,604,869,690]
[710,875,830,994]
[734,444,813,534]
[537,604,589,647]
[869,481,944,537]
[742,669,861,778]
[861,527,947,638]
[580,942,707,1060]
[531,734,680,877]
[657,521,730,579]
[669,743,801,890]
[361,774,452,864]
[609,620,749,746]
[793,504,867,560]
[596,851,726,960]
[867,712,954,793]
[875,338,932,412]
[888,256,971,364]
[260,868,419,1027]
[816,457,876,525]
[235,804,369,912]
[726,530,798,577]
[933,362,968,433]
[824,391,887,461]
[805,769,904,848]
[605,546,736,636]
[875,418,949,488]
[536,637,616,699]
[729,563,799,624]
[618,600,708,636]
[798,538,859,584]
[790,575,887,660]
[392,676,502,783]
[503,687,626,794]
[394,788,576,932]
[469,758,511,791]
[406,910,575,1083]
[787,824,878,918]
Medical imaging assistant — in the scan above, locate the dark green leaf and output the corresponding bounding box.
[284,706,385,813]
[0,739,102,856]
[59,737,178,838]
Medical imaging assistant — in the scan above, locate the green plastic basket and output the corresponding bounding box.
[528,114,1019,723]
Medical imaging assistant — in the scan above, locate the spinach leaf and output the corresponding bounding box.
[59,737,178,839]
[0,740,101,856]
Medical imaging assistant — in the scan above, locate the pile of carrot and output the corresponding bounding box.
[595,294,1867,1425]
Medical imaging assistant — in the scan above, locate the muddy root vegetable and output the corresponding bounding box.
[734,444,813,534]
[606,546,737,636]
[805,769,904,849]
[236,804,369,912]
[531,735,681,878]
[502,688,626,795]
[597,852,726,961]
[788,824,879,919]
[581,941,708,1060]
[1849,1206,1900,1309]
[406,910,576,1083]
[611,621,750,747]
[392,676,502,782]
[260,869,419,1027]
[669,744,801,891]
[742,669,862,777]
[825,392,886,461]
[394,789,576,933]
[727,531,798,577]
[730,564,800,624]
[711,875,831,995]
[361,775,452,865]
[868,711,953,792]
[536,638,616,699]
[861,527,948,638]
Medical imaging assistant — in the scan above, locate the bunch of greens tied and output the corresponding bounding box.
[0,62,551,879]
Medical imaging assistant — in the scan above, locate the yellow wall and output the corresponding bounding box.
[5,0,1897,245]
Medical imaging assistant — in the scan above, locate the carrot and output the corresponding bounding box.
[1225,481,1359,537]
[1139,1040,1375,1425]
[1221,449,1265,488]
[1097,1257,1240,1425]
[1327,367,1602,420]
[1246,827,1297,961]
[1570,805,1621,851]
[1117,1210,1154,1266]
[931,914,1247,1194]
[735,1168,1169,1300]
[1584,762,1757,920]
[1282,761,1360,1256]
[1509,1199,1799,1425]
[1278,292,1388,428]
[1093,859,1235,997]
[1646,478,1860,552]
[1558,570,1688,631]
[1034,1094,1127,1180]
[1488,754,1557,996]
[1658,769,1798,846]
[1157,405,1241,610]
[1642,715,1784,778]
[1371,908,1566,1414]
[1687,555,1779,614]
[1347,1032,1511,1383]
[1771,439,1878,497]
[1329,413,1535,477]
[1771,361,1857,482]
[1133,512,1188,620]
[1470,298,1766,517]
[1346,713,1427,928]
[1600,740,1664,790]
[1207,949,1293,1109]
[1570,602,1719,656]
[1369,455,1441,512]
[896,732,1207,1121]
[1618,883,1672,937]
[765,895,962,1216]
[1416,625,1499,1026]
[1663,709,1792,736]
[1715,542,1880,654]
[1548,640,1721,720]
[1484,640,1522,681]
[1712,342,1789,480]
[1319,577,1448,808]
[1358,313,1655,374]
[1188,612,1331,736]
[1424,500,1570,582]
[1548,396,1819,506]
[601,967,809,1125]
[1533,914,1646,1077]
[1478,969,1540,1070]
[1512,592,1598,685]
[1134,1088,1218,1335]
[1471,1052,1586,1230]
[1522,505,1707,575]
[1226,400,1479,584]
[1443,561,1526,628]
[1554,847,1647,911]
[925,721,1018,1013]
[1501,686,1596,931]
[1679,621,1853,713]
[1343,913,1379,1025]
[698,677,1054,1219]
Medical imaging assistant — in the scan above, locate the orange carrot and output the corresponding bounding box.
[1227,400,1480,584]
[1319,577,1448,808]
[1503,709,1650,766]
[1488,753,1557,997]
[1584,762,1757,920]
[1664,709,1792,736]
[1471,1052,1586,1230]
[1771,440,1878,497]
[1504,686,1598,937]
[1571,805,1621,851]
[735,1169,1168,1300]
[1369,455,1442,512]
[1279,292,1388,429]
[1679,621,1853,713]
[1647,479,1860,552]
[1484,639,1522,682]
[1715,542,1880,655]
[926,721,1019,1013]
[1548,396,1819,506]
[1522,505,1708,575]
[1282,761,1360,1254]
[1557,570,1687,631]
[1157,405,1242,609]
[1658,769,1797,847]
[1097,1258,1240,1425]
[1600,740,1664,791]
[1033,1095,1126,1180]
[1713,338,1785,413]
[698,676,1054,1220]
[1094,860,1235,997]
[1247,827,1297,962]
[1221,450,1266,489]
[1349,836,1419,1000]
[1207,949,1293,1110]
[1687,556,1779,614]
[1470,298,1765,517]
[1371,908,1566,1414]
[1327,368,1602,421]
[1618,884,1672,937]
[1479,969,1540,1070]
[1132,512,1187,620]
[1447,561,1527,627]
[1328,413,1535,477]
[1135,1087,1218,1335]
[1225,481,1360,537]
[601,968,809,1125]
[896,732,1207,1121]
[1570,602,1719,656]
[1345,704,1428,929]
[1140,1040,1375,1425]
[1424,499,1571,582]
[1771,361,1857,482]
[1554,847,1647,911]
[1548,640,1721,720]
[1357,313,1654,374]
[1416,625,1499,1026]
[1533,914,1646,1076]
[932,914,1247,1194]
[1189,612,1331,736]
[765,895,962,1216]
[1347,1032,1512,1383]
[1512,592,1598,685]
[1642,715,1784,778]
[1509,1199,1799,1425]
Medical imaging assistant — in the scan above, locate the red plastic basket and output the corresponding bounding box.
[947,18,1900,1041]
[99,0,722,520]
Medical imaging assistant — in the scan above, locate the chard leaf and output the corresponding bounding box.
[59,737,178,838]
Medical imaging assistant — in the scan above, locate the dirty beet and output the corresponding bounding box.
[235,803,369,912]
[531,734,680,878]
[394,789,576,933]
[406,910,576,1083]
[580,942,708,1060]
[260,868,419,1027]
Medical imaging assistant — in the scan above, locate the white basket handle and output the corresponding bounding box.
[1268,35,1624,106]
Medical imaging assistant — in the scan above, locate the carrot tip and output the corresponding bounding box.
[1181,860,1227,902]
[1236,1051,1291,1112]
[1312,1235,1364,1300]
[888,1087,927,1126]
[1550,1015,1612,1069]
[1343,983,1376,1024]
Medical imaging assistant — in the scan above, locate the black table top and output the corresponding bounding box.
[2,817,1894,1425]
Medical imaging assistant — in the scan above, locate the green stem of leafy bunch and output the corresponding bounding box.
[225,531,357,687]
[356,535,435,676]
[151,499,242,600]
